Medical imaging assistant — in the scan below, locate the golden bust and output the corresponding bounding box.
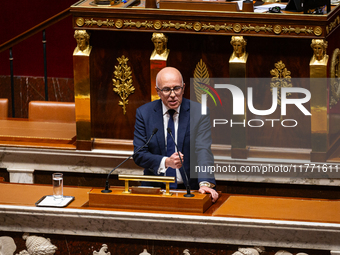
[74,30,92,55]
[230,36,248,62]
[150,33,170,61]
[310,39,328,63]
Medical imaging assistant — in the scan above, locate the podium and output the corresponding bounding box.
[90,175,213,213]
[89,187,212,213]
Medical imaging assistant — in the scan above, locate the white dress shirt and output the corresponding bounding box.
[157,102,184,184]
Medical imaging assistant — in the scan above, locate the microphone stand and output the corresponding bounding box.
[167,128,194,198]
[101,128,158,193]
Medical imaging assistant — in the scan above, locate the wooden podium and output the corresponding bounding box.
[89,187,213,213]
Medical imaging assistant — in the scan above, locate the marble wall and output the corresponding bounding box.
[0,76,74,118]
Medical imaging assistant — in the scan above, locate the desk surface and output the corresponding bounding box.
[0,119,76,149]
[2,182,340,250]
[1,182,340,223]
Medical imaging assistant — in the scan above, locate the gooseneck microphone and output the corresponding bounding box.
[101,128,158,193]
[167,128,194,198]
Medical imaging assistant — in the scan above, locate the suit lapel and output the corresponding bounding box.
[153,100,166,156]
[177,98,189,153]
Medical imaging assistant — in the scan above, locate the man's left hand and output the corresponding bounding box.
[198,186,219,203]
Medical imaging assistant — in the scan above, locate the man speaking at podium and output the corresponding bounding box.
[133,67,218,202]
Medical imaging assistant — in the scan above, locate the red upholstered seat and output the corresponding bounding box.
[0,99,9,119]
[28,101,75,123]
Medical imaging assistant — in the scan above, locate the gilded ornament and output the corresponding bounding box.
[313,26,322,36]
[233,23,242,33]
[84,18,114,27]
[154,20,162,29]
[310,39,328,62]
[74,30,92,55]
[230,36,247,60]
[194,22,202,31]
[112,55,135,115]
[326,16,340,34]
[274,25,282,34]
[270,61,292,105]
[150,33,169,60]
[215,24,220,31]
[162,21,193,30]
[76,17,85,27]
[136,21,142,28]
[193,59,210,103]
[242,24,273,33]
[115,19,123,28]
[282,26,313,35]
[330,48,340,108]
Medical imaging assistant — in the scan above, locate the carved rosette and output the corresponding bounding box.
[112,55,135,115]
[270,61,292,105]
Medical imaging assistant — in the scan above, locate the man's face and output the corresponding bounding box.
[153,39,165,55]
[157,70,185,110]
[313,44,324,61]
[233,41,244,58]
[76,35,87,51]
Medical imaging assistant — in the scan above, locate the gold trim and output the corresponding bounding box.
[314,26,322,36]
[118,174,175,196]
[270,60,292,105]
[281,26,313,35]
[76,17,85,27]
[84,18,114,27]
[79,17,322,37]
[154,20,162,29]
[162,21,193,30]
[125,20,154,28]
[233,23,242,33]
[330,48,340,108]
[274,25,282,34]
[113,55,135,115]
[115,19,123,28]
[326,15,340,35]
[201,23,233,31]
[194,22,202,31]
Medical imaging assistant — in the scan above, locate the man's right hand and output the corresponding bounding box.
[165,152,184,169]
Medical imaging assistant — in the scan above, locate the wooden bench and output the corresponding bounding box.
[0,98,8,119]
[28,101,76,123]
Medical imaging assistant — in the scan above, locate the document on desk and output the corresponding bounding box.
[36,195,75,207]
[254,3,287,12]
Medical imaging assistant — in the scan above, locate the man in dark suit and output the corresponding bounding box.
[133,67,218,202]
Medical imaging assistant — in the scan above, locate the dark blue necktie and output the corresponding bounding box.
[167,109,177,189]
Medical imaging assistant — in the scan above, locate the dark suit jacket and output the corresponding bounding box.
[133,98,216,190]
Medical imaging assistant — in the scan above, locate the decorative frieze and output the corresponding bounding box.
[75,16,323,37]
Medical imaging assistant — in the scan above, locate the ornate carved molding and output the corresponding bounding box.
[75,17,323,37]
[326,15,340,35]
[330,48,340,108]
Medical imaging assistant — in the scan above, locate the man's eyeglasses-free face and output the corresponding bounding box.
[157,86,183,96]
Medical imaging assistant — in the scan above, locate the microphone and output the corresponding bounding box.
[101,128,158,193]
[167,128,194,198]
